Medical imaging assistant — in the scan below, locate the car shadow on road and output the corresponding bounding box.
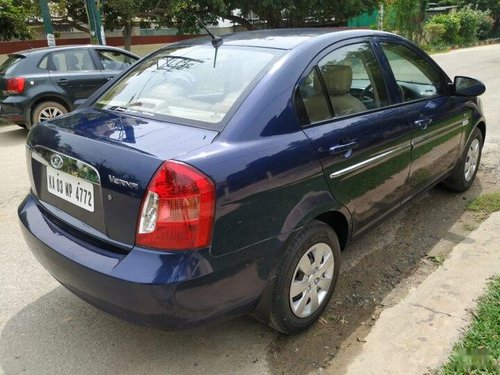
[0,285,275,374]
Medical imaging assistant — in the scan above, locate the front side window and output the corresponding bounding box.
[95,46,283,126]
[381,42,444,102]
[51,50,96,72]
[96,50,136,70]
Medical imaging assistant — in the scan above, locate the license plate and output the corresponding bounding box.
[47,166,94,212]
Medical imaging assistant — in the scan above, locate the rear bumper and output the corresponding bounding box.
[0,96,29,124]
[18,194,274,329]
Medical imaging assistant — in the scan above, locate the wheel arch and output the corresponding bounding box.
[476,121,486,145]
[314,210,350,250]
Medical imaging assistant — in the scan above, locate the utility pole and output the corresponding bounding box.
[38,0,56,46]
[84,0,106,45]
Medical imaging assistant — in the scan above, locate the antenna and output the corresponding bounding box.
[194,15,223,67]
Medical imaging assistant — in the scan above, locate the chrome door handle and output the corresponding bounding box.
[329,141,358,156]
[107,76,115,81]
[414,118,432,130]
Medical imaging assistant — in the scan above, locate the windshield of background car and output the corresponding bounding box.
[94,45,284,127]
[0,56,24,75]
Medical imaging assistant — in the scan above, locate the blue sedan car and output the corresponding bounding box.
[18,29,486,334]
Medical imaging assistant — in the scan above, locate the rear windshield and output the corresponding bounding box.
[94,45,284,128]
[0,55,24,75]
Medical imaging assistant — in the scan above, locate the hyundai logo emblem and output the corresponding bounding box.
[50,154,64,170]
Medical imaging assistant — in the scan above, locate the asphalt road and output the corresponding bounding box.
[1,44,499,375]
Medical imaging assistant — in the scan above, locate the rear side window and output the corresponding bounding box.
[96,50,136,70]
[38,55,49,70]
[50,50,96,72]
[296,69,332,124]
[0,56,24,75]
[381,43,444,102]
[296,42,389,125]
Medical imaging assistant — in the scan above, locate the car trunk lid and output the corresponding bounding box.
[26,108,219,251]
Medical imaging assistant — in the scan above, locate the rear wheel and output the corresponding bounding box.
[270,221,341,334]
[443,127,483,192]
[32,101,68,127]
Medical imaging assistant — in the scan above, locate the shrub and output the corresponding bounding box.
[477,14,494,39]
[457,5,481,43]
[428,14,461,45]
[425,6,494,46]
[424,22,446,44]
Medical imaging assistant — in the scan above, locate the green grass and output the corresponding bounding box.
[467,192,500,220]
[441,276,500,374]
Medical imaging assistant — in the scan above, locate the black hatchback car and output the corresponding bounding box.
[0,45,139,128]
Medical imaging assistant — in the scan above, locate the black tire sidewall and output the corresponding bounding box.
[271,221,341,334]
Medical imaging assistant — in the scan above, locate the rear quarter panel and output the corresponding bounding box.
[179,45,352,256]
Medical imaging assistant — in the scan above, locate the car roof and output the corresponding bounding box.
[10,45,138,58]
[171,28,397,50]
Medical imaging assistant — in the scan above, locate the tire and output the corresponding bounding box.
[443,127,483,192]
[269,220,341,335]
[31,101,68,128]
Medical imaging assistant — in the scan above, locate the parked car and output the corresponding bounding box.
[0,45,139,128]
[18,29,486,334]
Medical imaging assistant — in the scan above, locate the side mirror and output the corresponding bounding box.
[453,76,486,97]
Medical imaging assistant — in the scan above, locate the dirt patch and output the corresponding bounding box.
[266,165,499,375]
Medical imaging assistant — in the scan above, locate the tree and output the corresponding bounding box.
[384,0,428,42]
[0,0,32,40]
[232,0,381,29]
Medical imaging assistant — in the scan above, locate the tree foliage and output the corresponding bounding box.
[0,0,32,40]
[384,0,428,42]
[440,0,500,32]
[2,0,383,48]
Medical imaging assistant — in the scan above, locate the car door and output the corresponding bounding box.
[48,49,107,107]
[94,49,138,82]
[299,40,413,235]
[376,40,466,201]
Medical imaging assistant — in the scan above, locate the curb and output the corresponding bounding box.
[326,211,500,375]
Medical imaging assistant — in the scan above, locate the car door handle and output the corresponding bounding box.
[329,141,359,156]
[58,79,68,85]
[414,117,432,130]
[107,76,114,81]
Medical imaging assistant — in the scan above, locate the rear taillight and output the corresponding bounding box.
[6,77,25,94]
[136,161,215,250]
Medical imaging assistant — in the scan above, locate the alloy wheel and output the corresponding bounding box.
[38,106,65,122]
[289,243,334,318]
[464,138,480,182]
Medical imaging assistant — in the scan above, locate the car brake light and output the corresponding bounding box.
[136,161,215,250]
[6,77,25,94]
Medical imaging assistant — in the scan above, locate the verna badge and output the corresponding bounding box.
[50,154,64,169]
[108,175,139,189]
